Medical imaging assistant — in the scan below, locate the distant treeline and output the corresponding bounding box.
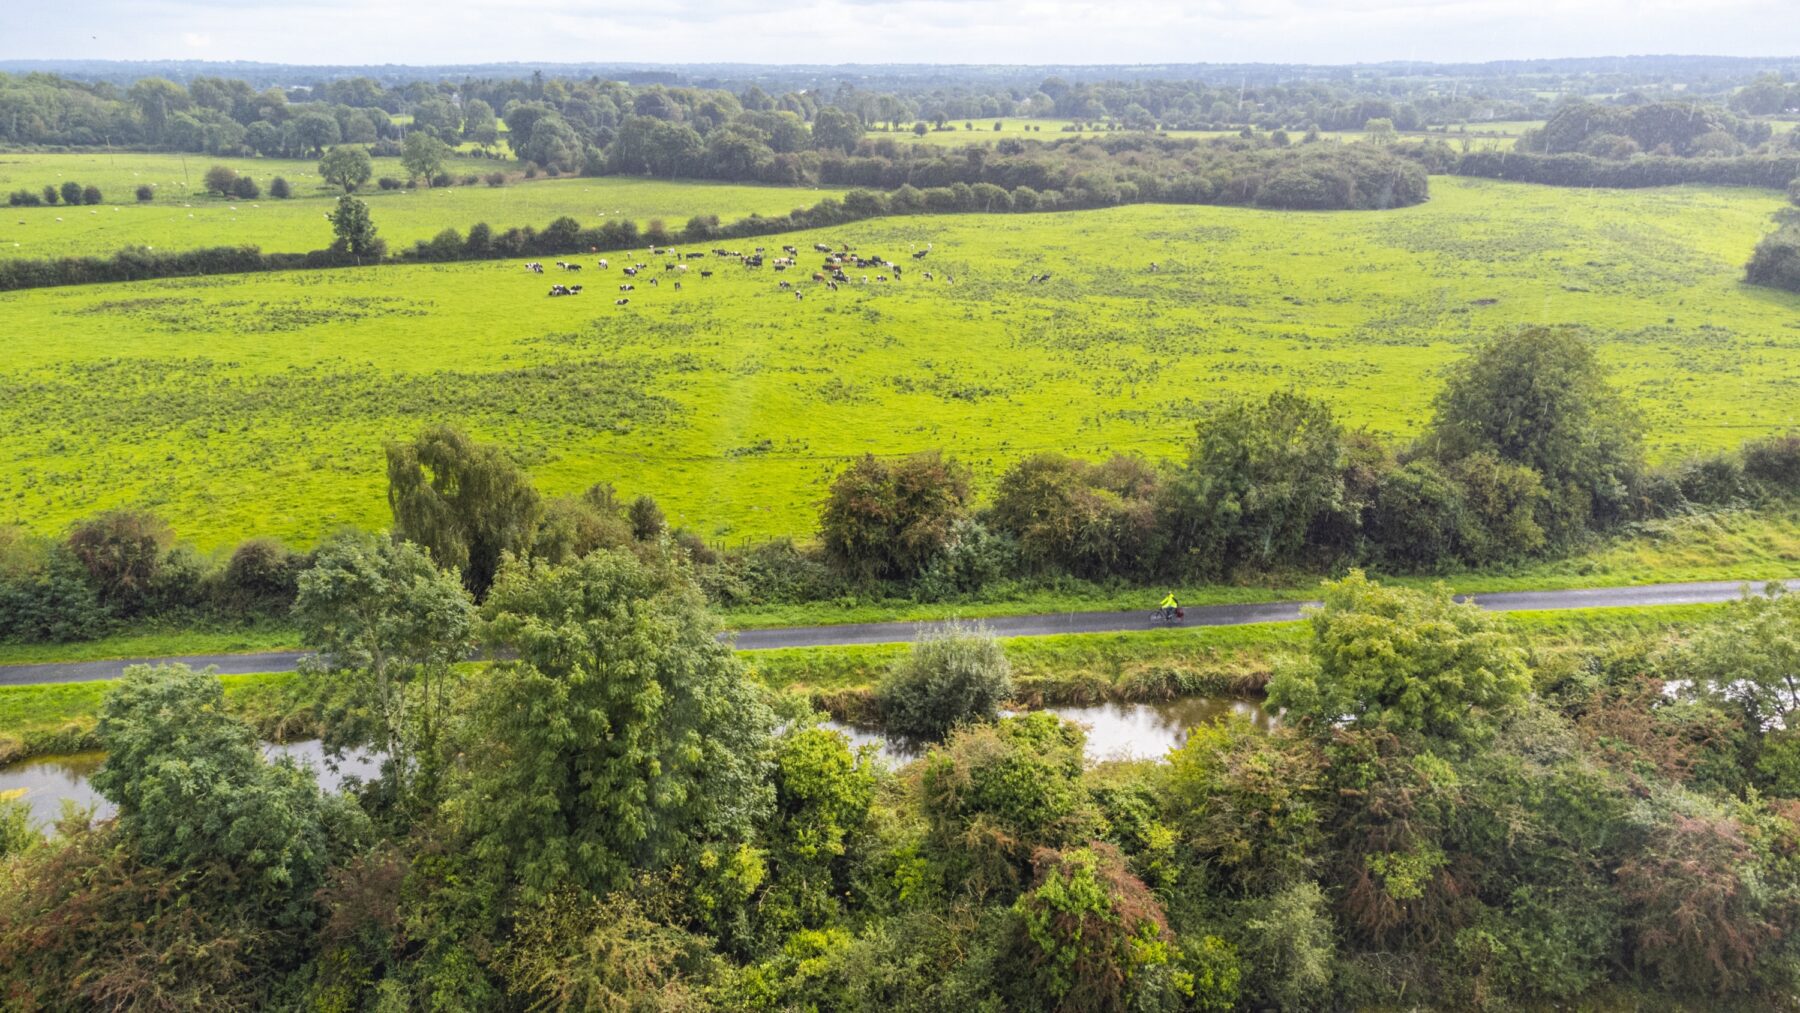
[7,329,1798,645]
[0,141,1428,291]
[1453,149,1800,189]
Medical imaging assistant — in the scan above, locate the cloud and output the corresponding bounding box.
[10,0,1800,66]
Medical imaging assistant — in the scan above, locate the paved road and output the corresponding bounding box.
[1,578,1792,687]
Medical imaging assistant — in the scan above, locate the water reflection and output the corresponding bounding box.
[0,740,383,830]
[825,697,1273,766]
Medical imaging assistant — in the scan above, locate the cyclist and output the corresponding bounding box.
[1158,591,1180,621]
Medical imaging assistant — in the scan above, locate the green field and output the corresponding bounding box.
[2,175,1796,550]
[0,151,844,260]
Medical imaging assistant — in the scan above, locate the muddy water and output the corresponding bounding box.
[0,740,382,829]
[825,696,1273,765]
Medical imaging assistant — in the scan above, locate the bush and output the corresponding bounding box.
[66,510,174,616]
[876,621,1013,743]
[81,185,102,205]
[1001,845,1172,1011]
[484,171,506,187]
[40,184,57,205]
[219,537,303,616]
[460,174,479,186]
[431,172,453,188]
[820,451,971,582]
[59,181,82,206]
[377,177,402,190]
[0,541,113,643]
[1746,224,1800,294]
[134,183,154,202]
[7,189,42,206]
[231,176,260,200]
[268,176,291,198]
[1743,431,1800,493]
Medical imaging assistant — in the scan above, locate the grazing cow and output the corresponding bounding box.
[565,263,581,272]
[623,267,637,276]
[912,249,928,259]
[571,285,583,293]
[674,281,682,291]
[615,298,629,305]
[924,272,934,281]
[1149,262,1160,272]
[620,284,634,292]
[650,277,659,286]
[814,243,833,253]
[894,265,903,279]
[794,290,804,300]
[598,259,609,268]
[827,281,839,291]
[812,272,826,283]
[877,275,888,283]
[675,264,687,272]
[778,280,792,290]
[700,270,714,278]
[782,245,798,255]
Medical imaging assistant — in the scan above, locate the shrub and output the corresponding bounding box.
[202,164,238,196]
[80,185,102,205]
[219,537,303,616]
[377,176,402,190]
[8,189,42,206]
[59,181,82,206]
[1746,224,1800,294]
[484,171,506,187]
[0,541,113,643]
[820,451,971,582]
[628,495,666,541]
[1001,845,1173,1012]
[66,510,174,616]
[460,174,479,186]
[1742,431,1800,492]
[231,176,260,200]
[134,183,154,202]
[268,176,291,198]
[431,172,454,188]
[41,184,58,205]
[877,621,1013,743]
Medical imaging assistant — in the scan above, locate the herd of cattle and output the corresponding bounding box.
[527,241,950,305]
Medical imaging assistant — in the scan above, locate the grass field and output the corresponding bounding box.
[1,175,1796,552]
[0,151,844,260]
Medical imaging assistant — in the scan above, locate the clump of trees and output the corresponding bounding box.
[8,182,104,206]
[1747,221,1800,294]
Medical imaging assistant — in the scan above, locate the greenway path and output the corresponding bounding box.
[2,578,1792,687]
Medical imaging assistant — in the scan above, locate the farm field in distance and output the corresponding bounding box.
[0,150,847,260]
[2,174,1796,551]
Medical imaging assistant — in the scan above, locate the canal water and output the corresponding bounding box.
[826,695,1272,764]
[0,740,383,830]
[1,697,1269,829]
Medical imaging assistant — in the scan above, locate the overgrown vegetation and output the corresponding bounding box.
[6,556,1800,1009]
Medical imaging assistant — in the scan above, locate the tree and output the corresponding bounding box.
[1789,177,1800,208]
[1428,328,1644,530]
[291,110,341,156]
[318,145,372,193]
[819,451,971,581]
[1660,587,1800,732]
[1003,845,1172,1012]
[1163,391,1347,576]
[201,163,239,197]
[59,181,82,206]
[231,175,259,199]
[401,130,451,185]
[464,550,775,902]
[877,621,1014,743]
[80,184,102,205]
[293,530,476,811]
[812,107,864,151]
[1363,117,1398,143]
[1265,571,1530,744]
[269,176,291,198]
[90,664,370,928]
[134,184,154,202]
[385,423,541,595]
[327,194,383,261]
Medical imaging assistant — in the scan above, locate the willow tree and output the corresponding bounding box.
[385,424,541,595]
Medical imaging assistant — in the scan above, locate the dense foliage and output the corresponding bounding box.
[9,562,1800,1008]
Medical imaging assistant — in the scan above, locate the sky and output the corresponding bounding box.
[9,0,1800,67]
